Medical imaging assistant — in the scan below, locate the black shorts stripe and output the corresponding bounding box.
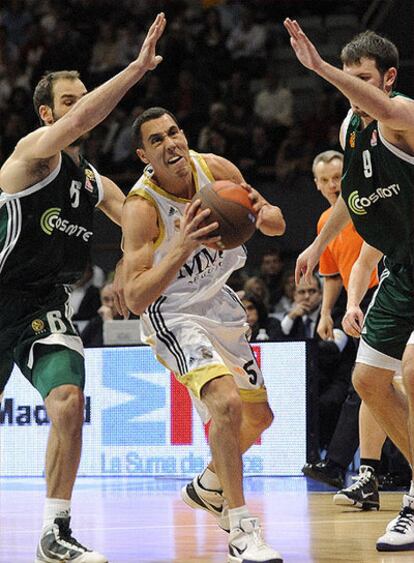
[148,296,188,375]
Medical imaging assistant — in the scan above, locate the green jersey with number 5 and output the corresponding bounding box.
[0,151,102,289]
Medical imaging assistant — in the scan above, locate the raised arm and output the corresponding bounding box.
[283,18,414,132]
[295,195,350,284]
[0,13,166,192]
[205,154,286,236]
[342,242,382,337]
[97,176,125,226]
[122,197,220,315]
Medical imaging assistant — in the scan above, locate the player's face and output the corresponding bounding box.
[342,57,388,119]
[137,114,191,181]
[50,78,88,145]
[294,278,321,312]
[314,158,343,206]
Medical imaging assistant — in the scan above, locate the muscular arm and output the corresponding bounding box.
[97,176,125,226]
[342,242,382,337]
[295,195,350,283]
[0,13,166,194]
[123,197,219,315]
[317,275,343,340]
[205,154,286,236]
[347,242,383,308]
[284,18,414,132]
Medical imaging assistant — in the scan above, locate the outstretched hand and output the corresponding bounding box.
[342,305,364,338]
[283,18,324,72]
[135,12,166,73]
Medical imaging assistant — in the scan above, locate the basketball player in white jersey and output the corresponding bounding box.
[121,107,285,563]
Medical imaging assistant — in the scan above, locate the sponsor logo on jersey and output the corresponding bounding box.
[370,129,378,147]
[347,184,401,216]
[40,207,93,241]
[349,131,356,148]
[177,247,224,283]
[31,319,45,333]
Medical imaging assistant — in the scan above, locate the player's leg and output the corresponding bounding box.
[15,286,107,563]
[334,400,385,510]
[377,340,414,552]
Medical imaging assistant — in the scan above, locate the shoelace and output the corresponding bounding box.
[391,507,414,534]
[250,526,268,550]
[57,520,87,550]
[347,471,373,491]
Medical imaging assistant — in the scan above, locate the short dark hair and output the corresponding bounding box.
[33,70,80,120]
[132,107,179,148]
[340,31,399,74]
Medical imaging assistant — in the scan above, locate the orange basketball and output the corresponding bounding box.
[192,181,257,249]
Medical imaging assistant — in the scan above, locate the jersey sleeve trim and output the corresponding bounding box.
[87,163,104,206]
[127,187,165,250]
[378,124,414,164]
[0,154,62,201]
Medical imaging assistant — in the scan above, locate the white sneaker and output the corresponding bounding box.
[181,476,230,531]
[35,517,108,562]
[377,495,414,551]
[228,517,283,562]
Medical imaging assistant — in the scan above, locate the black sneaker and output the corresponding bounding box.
[35,517,108,562]
[334,465,380,510]
[302,460,345,489]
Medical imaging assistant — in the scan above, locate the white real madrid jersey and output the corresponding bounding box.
[127,150,247,311]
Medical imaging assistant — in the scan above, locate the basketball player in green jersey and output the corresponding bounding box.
[284,20,414,551]
[0,14,165,563]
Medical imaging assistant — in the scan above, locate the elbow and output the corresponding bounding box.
[125,287,146,316]
[276,216,286,236]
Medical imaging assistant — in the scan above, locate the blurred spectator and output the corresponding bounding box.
[171,68,210,144]
[0,24,18,75]
[226,6,267,75]
[239,124,276,181]
[258,248,284,308]
[270,268,295,321]
[253,67,293,135]
[281,274,355,451]
[275,124,313,184]
[242,276,270,309]
[196,7,230,80]
[81,281,122,347]
[242,292,281,342]
[0,0,32,46]
[89,22,120,80]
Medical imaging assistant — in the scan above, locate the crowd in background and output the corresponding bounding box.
[0,0,382,462]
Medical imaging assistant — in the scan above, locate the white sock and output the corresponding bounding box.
[229,505,250,531]
[409,481,414,497]
[199,467,221,491]
[43,498,71,530]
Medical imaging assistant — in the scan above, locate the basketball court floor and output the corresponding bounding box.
[0,475,411,562]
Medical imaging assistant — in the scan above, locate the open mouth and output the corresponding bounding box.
[168,155,182,165]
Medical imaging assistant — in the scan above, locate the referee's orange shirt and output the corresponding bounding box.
[317,207,379,291]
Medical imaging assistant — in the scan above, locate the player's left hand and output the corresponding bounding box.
[284,18,324,72]
[242,183,285,236]
[134,12,166,73]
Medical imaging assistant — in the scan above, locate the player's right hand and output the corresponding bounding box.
[317,313,334,340]
[295,243,320,285]
[177,200,221,255]
[283,18,324,72]
[342,305,364,338]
